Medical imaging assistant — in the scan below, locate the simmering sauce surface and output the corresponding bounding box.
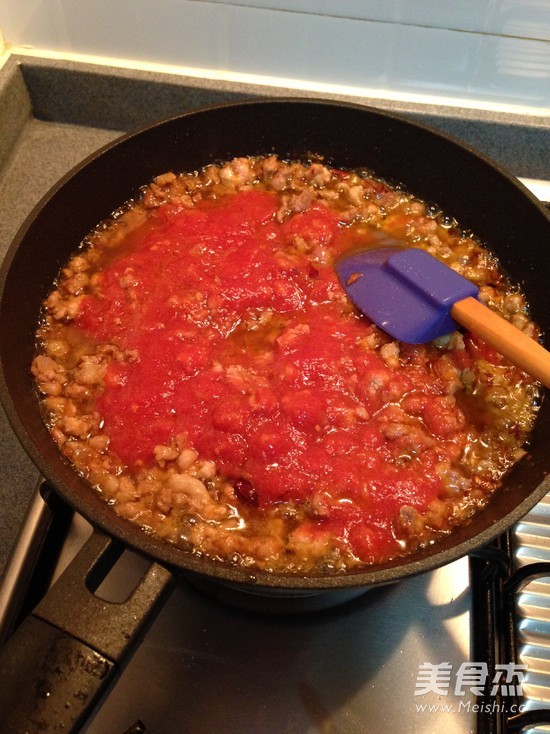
[32,157,539,572]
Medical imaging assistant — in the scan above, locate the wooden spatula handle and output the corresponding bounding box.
[451,296,550,388]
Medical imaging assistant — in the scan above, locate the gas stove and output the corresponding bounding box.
[0,54,549,734]
[1,192,549,734]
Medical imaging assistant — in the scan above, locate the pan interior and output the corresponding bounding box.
[1,98,549,590]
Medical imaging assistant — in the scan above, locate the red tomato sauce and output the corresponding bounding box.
[76,189,469,562]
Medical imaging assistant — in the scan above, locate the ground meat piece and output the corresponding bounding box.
[380,341,400,367]
[31,355,66,396]
[73,356,105,386]
[219,157,257,187]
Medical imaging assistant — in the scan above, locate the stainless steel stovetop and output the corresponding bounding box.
[0,482,478,734]
[2,468,550,734]
[1,56,550,733]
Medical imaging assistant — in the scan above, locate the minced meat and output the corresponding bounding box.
[31,156,540,574]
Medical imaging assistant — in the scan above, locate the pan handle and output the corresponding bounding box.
[0,529,175,734]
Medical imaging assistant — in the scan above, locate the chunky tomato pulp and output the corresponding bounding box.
[77,189,471,562]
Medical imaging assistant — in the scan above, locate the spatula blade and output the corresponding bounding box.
[335,247,479,343]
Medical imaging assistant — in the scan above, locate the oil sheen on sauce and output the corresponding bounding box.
[75,189,489,562]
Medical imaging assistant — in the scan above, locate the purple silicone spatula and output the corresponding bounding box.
[335,245,550,388]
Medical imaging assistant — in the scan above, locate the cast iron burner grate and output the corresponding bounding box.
[471,540,550,733]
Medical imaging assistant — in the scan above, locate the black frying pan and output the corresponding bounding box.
[1,99,549,732]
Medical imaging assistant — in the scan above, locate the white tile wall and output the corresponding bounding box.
[1,0,549,113]
[204,0,550,41]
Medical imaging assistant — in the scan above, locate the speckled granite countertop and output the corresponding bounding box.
[0,53,549,579]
